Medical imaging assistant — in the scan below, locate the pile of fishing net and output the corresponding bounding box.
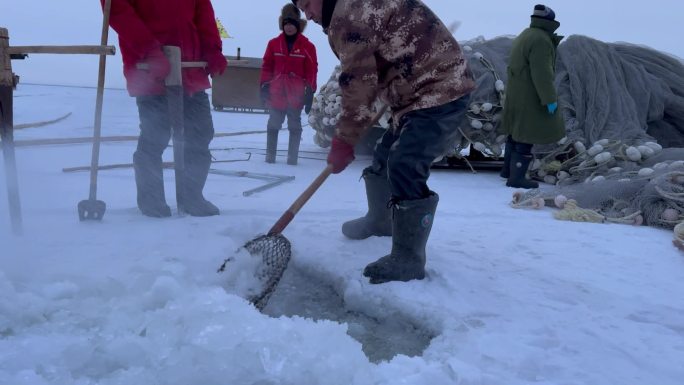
[504,35,684,247]
[511,159,684,250]
[309,34,684,153]
[307,33,684,244]
[306,35,514,156]
[307,65,391,149]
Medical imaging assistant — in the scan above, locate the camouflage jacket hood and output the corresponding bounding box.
[325,0,475,144]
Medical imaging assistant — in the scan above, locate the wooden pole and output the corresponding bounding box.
[0,27,23,235]
[162,46,187,214]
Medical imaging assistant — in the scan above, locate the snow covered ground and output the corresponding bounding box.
[1,84,683,385]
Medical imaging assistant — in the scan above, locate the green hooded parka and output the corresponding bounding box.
[500,17,565,144]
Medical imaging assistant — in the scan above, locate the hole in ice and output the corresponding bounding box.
[262,266,435,363]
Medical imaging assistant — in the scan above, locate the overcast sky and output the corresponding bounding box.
[4,0,682,89]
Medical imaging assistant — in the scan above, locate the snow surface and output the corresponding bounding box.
[1,84,684,384]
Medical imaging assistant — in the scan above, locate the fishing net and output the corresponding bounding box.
[511,160,684,247]
[307,66,391,149]
[308,33,684,245]
[217,234,291,311]
[675,222,684,250]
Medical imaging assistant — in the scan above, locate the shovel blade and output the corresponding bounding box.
[217,234,292,311]
[78,199,106,221]
[244,234,292,310]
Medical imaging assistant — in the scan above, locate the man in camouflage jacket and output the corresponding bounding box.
[293,0,475,284]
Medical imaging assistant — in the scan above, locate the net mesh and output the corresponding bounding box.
[218,234,291,311]
[511,161,684,231]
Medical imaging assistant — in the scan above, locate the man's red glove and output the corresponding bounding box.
[145,48,171,82]
[327,136,355,174]
[206,52,228,77]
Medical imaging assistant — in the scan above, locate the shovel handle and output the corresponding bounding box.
[135,61,207,70]
[265,105,389,235]
[267,164,333,235]
[87,0,111,201]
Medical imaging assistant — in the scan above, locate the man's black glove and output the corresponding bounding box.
[260,83,270,106]
[303,86,314,114]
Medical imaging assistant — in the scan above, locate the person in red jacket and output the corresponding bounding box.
[104,0,227,217]
[260,3,318,165]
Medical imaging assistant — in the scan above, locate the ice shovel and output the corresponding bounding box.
[78,0,110,221]
[217,105,389,311]
[218,163,334,310]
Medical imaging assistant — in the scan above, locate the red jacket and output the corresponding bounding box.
[260,33,318,111]
[104,0,225,96]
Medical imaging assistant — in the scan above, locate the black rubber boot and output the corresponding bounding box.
[500,135,513,179]
[133,150,171,218]
[363,192,438,284]
[342,168,392,240]
[506,148,539,189]
[266,130,278,163]
[287,130,301,165]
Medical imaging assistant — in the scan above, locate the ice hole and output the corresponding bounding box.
[263,266,435,363]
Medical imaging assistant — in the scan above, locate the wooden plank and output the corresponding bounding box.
[8,45,116,56]
[62,155,251,173]
[15,112,72,129]
[12,130,267,147]
[136,61,207,70]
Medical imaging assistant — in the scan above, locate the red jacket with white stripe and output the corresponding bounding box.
[104,0,224,96]
[260,33,318,111]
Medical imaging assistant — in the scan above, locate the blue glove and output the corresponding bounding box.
[547,102,558,115]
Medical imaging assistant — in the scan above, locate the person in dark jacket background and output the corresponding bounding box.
[260,3,318,165]
[104,0,227,217]
[499,4,566,189]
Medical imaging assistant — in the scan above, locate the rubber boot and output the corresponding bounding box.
[133,150,171,218]
[287,130,301,165]
[500,135,513,179]
[181,151,220,216]
[506,149,539,189]
[363,192,438,284]
[266,130,278,163]
[342,168,392,239]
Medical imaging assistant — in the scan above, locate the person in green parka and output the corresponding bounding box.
[500,4,565,189]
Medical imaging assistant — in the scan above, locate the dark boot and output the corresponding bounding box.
[287,130,301,165]
[342,168,392,239]
[500,135,513,178]
[266,130,278,163]
[506,147,539,189]
[133,150,171,218]
[363,192,438,284]
[181,151,220,217]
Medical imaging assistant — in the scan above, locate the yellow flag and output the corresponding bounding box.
[215,18,231,39]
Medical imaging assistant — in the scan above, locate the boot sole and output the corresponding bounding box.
[505,182,539,189]
[363,263,425,284]
[367,271,426,284]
